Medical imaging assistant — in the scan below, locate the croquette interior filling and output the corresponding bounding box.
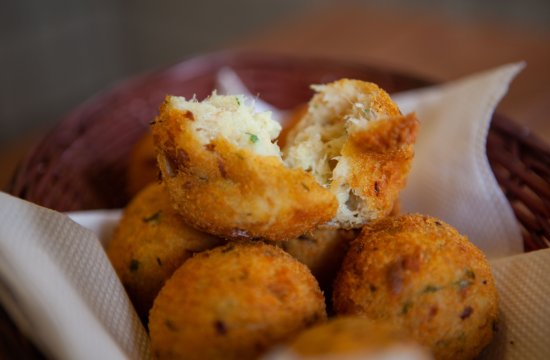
[283,82,387,225]
[170,94,283,159]
[169,83,392,226]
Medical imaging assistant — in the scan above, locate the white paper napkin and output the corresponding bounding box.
[394,62,525,258]
[0,192,151,360]
[482,249,550,359]
[0,63,543,360]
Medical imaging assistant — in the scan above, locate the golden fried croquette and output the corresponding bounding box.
[151,95,338,241]
[149,242,327,360]
[284,79,418,229]
[127,131,158,197]
[107,182,223,320]
[151,80,417,241]
[266,317,432,360]
[333,214,499,360]
[276,228,357,289]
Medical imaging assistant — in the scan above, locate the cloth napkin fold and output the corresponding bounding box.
[0,62,542,360]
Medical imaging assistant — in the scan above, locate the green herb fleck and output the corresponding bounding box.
[129,259,140,272]
[235,97,241,106]
[221,245,235,253]
[455,279,473,290]
[165,319,178,332]
[400,301,413,315]
[465,269,476,279]
[423,284,441,293]
[143,211,162,224]
[246,132,259,144]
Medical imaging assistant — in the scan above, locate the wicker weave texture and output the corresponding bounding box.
[487,116,550,251]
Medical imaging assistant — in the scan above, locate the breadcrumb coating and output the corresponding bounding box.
[149,242,327,360]
[333,214,499,360]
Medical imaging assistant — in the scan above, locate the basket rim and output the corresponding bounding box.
[7,50,438,196]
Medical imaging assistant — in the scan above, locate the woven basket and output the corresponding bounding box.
[4,52,550,358]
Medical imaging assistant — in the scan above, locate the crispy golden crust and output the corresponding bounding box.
[151,101,337,242]
[337,113,419,222]
[333,214,498,360]
[106,183,223,320]
[149,242,327,360]
[127,131,159,197]
[283,79,417,228]
[286,317,429,358]
[276,228,358,289]
[284,80,402,146]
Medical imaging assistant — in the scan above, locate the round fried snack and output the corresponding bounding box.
[149,242,327,360]
[284,79,418,229]
[107,182,223,320]
[151,95,337,241]
[127,131,158,197]
[277,228,358,290]
[267,317,432,360]
[333,214,499,360]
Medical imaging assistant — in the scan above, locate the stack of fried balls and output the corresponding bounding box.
[107,79,498,360]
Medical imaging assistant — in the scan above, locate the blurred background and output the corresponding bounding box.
[1,0,550,187]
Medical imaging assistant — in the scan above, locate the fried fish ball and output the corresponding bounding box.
[333,214,498,360]
[127,131,158,197]
[265,317,432,360]
[149,242,327,360]
[107,182,223,320]
[277,228,358,289]
[284,79,418,229]
[151,94,337,241]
